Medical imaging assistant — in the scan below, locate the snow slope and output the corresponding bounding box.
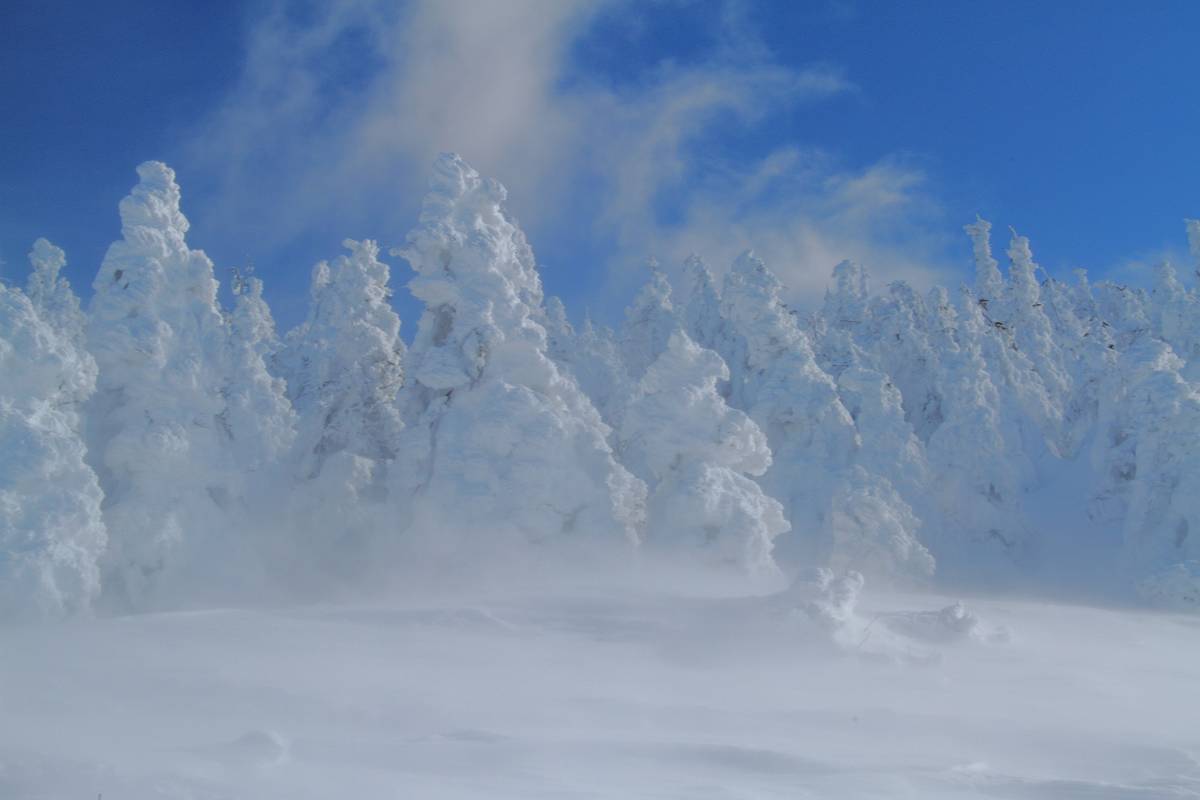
[2,579,1198,799]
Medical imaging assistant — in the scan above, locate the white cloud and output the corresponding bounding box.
[184,0,955,318]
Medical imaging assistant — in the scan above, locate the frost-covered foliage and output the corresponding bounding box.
[392,154,645,551]
[5,154,1200,612]
[712,251,931,583]
[715,251,856,560]
[85,162,248,607]
[271,240,405,585]
[0,247,106,619]
[276,240,404,485]
[622,332,787,577]
[679,254,725,353]
[223,273,296,477]
[620,260,681,380]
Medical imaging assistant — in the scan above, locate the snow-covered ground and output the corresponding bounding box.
[3,577,1198,799]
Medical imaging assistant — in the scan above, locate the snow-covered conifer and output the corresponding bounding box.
[815,260,871,379]
[1091,340,1200,592]
[220,272,296,476]
[393,154,645,550]
[267,241,405,588]
[621,332,787,576]
[26,239,87,351]
[277,239,405,479]
[86,162,240,606]
[924,287,1030,573]
[861,281,944,440]
[831,366,934,582]
[1004,229,1070,440]
[1,251,105,618]
[542,296,576,368]
[620,259,681,380]
[1187,219,1200,281]
[678,254,725,354]
[966,216,1005,305]
[718,250,858,564]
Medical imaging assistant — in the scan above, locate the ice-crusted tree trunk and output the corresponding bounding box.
[0,245,106,618]
[86,162,245,607]
[621,332,787,578]
[271,240,405,587]
[392,154,645,554]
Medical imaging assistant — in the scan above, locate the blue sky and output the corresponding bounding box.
[2,0,1197,332]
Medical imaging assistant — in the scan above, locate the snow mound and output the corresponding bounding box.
[209,729,291,768]
[879,601,1008,644]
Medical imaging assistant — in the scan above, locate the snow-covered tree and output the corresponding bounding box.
[620,259,681,381]
[26,238,88,350]
[392,153,645,552]
[564,316,634,432]
[1003,229,1070,448]
[621,332,787,577]
[960,222,1058,461]
[267,241,405,588]
[678,254,725,354]
[716,250,857,564]
[86,162,241,607]
[220,272,296,477]
[814,260,871,379]
[829,366,934,583]
[1187,219,1200,281]
[1,247,106,618]
[1091,341,1200,575]
[541,296,576,367]
[861,281,945,440]
[924,286,1030,575]
[966,216,1005,306]
[277,239,405,480]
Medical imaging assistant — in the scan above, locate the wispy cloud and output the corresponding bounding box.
[184,0,953,319]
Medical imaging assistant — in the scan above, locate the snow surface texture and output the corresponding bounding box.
[2,580,1198,799]
[3,155,1200,614]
